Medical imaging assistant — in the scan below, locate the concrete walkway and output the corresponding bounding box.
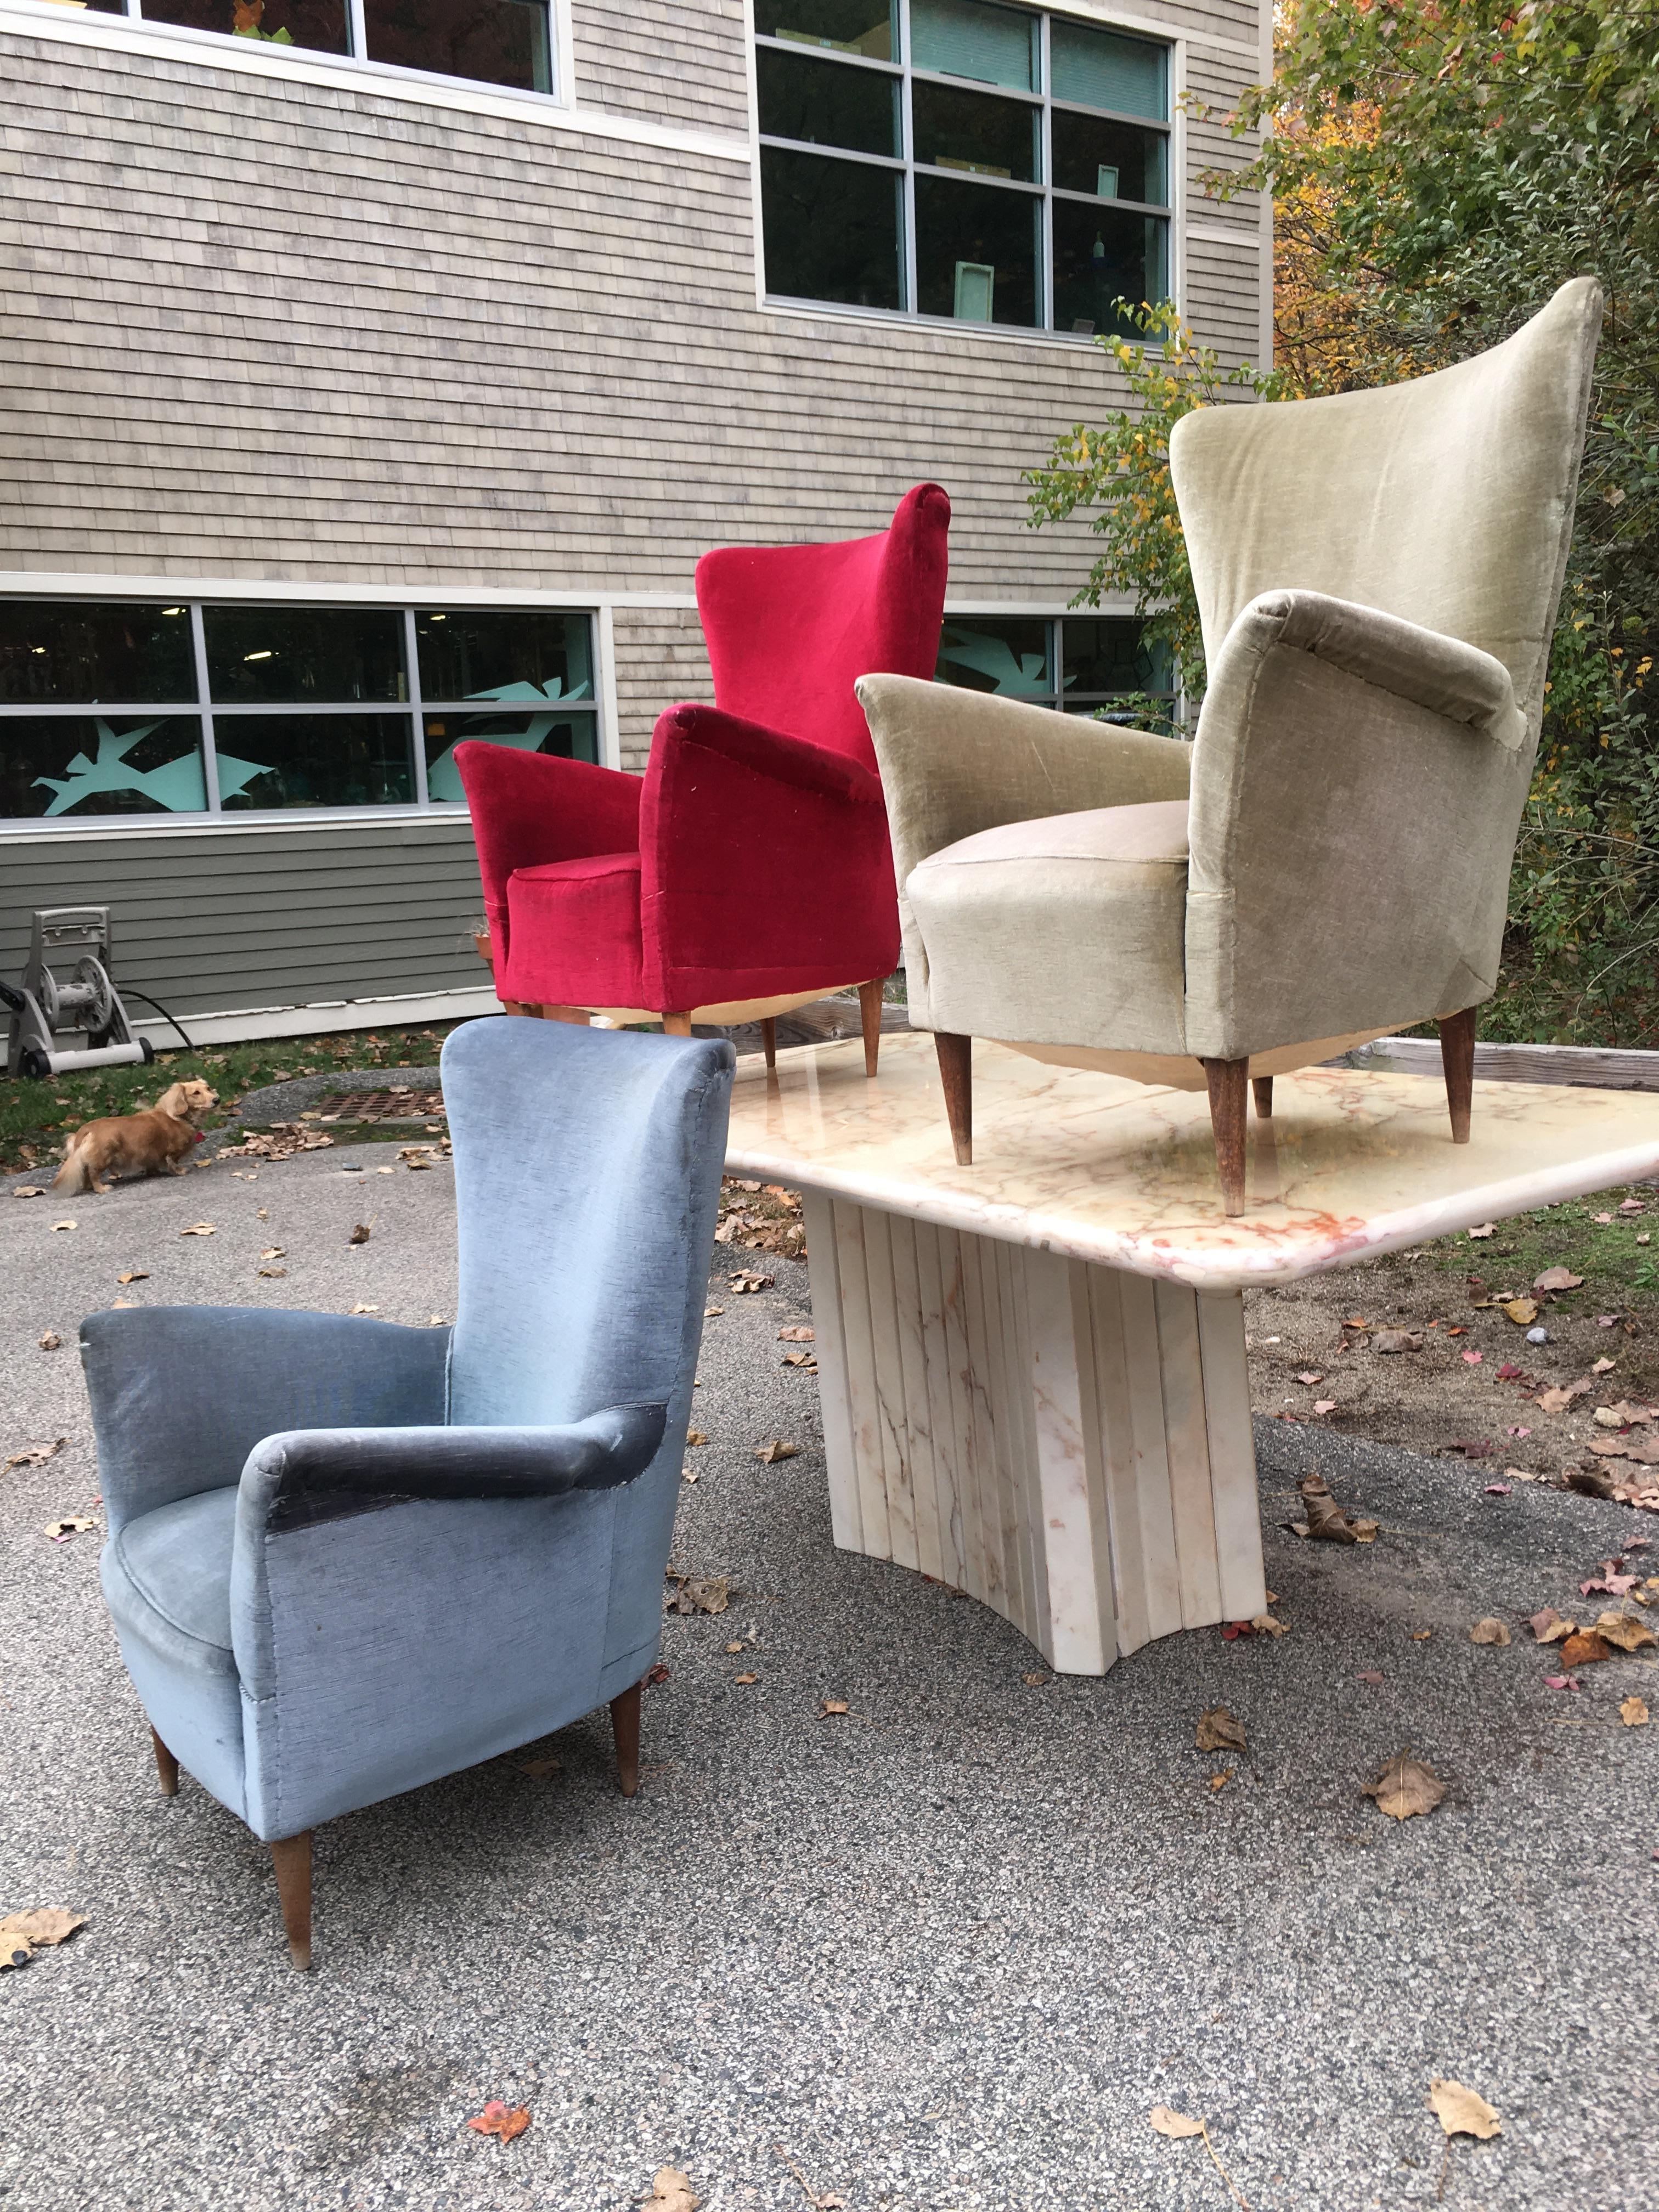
[2,1138,1655,2211]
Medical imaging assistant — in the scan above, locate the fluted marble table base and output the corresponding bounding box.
[803,1190,1265,1674]
[726,1032,1659,1675]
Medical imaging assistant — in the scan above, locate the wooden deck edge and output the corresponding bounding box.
[1343,1036,1659,1093]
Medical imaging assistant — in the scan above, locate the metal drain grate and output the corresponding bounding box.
[306,1089,446,1123]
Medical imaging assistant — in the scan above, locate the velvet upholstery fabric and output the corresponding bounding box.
[457,485,950,1014]
[86,1016,733,1842]
[862,281,1601,1079]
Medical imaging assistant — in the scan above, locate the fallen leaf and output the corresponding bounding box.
[178,1222,216,1237]
[1209,1769,1233,1792]
[1372,1328,1423,1353]
[755,1439,798,1464]
[1621,1696,1650,1726]
[1022,1669,1048,1686]
[1313,1398,1338,1415]
[1470,1618,1510,1645]
[1593,1356,1617,1375]
[1466,1223,1495,1239]
[1545,1672,1582,1689]
[49,1220,77,1233]
[1596,1400,1655,1427]
[645,1662,669,1686]
[1298,1471,1358,1543]
[1502,1298,1539,1325]
[465,2100,531,2144]
[348,1303,379,1316]
[44,1517,97,1539]
[734,1672,758,1685]
[703,1304,725,1318]
[1357,1670,1385,1684]
[512,1757,562,1780]
[257,1267,287,1279]
[1251,1613,1290,1637]
[1621,1197,1647,1214]
[348,1222,372,1245]
[1595,1610,1657,1652]
[5,1438,65,1471]
[1558,1631,1613,1666]
[1581,1572,1639,1596]
[1535,1615,1577,1644]
[664,1570,729,1616]
[1536,1381,1592,1413]
[1534,1267,1585,1293]
[781,1351,817,1369]
[115,1270,149,1285]
[12,1186,44,1198]
[1427,2080,1501,2141]
[1195,1705,1247,1752]
[778,1325,815,1342]
[685,1430,707,1447]
[1149,2106,1205,2140]
[1363,1752,1446,1821]
[36,1333,61,1352]
[1296,1370,1324,1386]
[641,2171,700,2212]
[730,1270,774,1294]
[818,1699,849,1718]
[1411,1628,1433,1642]
[260,1246,285,1261]
[0,1908,86,1951]
[1483,1483,1512,1496]
[1462,1350,1484,1365]
[1594,1211,1615,1225]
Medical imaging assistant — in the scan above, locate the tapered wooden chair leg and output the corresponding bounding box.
[151,1728,179,1798]
[760,1017,777,1070]
[1251,1075,1273,1120]
[1202,1057,1250,1217]
[661,1013,692,1037]
[1439,1007,1476,1143]
[269,1832,313,1971]
[934,1032,973,1165]
[611,1680,642,1799]
[857,980,884,1077]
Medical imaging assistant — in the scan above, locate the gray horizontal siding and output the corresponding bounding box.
[612,607,713,774]
[0,822,487,1018]
[571,0,749,137]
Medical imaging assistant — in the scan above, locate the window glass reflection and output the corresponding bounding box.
[756,0,894,60]
[911,0,1037,92]
[140,0,349,56]
[935,618,1053,696]
[1051,109,1167,206]
[416,610,592,703]
[1,716,208,820]
[912,78,1037,181]
[1052,201,1165,336]
[218,715,415,809]
[0,602,195,706]
[758,47,900,156]
[423,708,600,801]
[762,147,904,309]
[204,607,407,704]
[362,0,551,93]
[915,173,1039,325]
[1049,19,1166,120]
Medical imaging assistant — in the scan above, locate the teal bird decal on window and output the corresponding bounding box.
[424,678,592,803]
[33,721,270,815]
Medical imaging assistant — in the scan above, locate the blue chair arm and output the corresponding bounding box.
[238,1402,668,1533]
[80,1307,453,1535]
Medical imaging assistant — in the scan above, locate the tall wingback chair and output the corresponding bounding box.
[84,1017,733,1968]
[858,280,1601,1213]
[458,484,951,1072]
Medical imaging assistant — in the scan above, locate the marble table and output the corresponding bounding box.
[724,1031,1659,1677]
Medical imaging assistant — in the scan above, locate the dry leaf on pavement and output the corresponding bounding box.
[348,1302,379,1316]
[1373,1328,1423,1353]
[1592,1355,1617,1375]
[178,1222,215,1237]
[1621,1696,1650,1726]
[1534,1266,1585,1293]
[12,1186,44,1198]
[1363,1752,1446,1821]
[1502,1297,1539,1325]
[1595,1611,1657,1652]
[1532,1612,1577,1644]
[1149,2106,1205,2139]
[1250,1612,1290,1637]
[49,1220,77,1232]
[730,1270,774,1294]
[664,1571,729,1617]
[1558,1631,1613,1666]
[115,1270,148,1285]
[1296,1471,1376,1543]
[641,2171,699,2212]
[818,1699,849,1718]
[1427,2080,1502,2140]
[685,1431,707,1447]
[465,2100,530,2143]
[755,1439,798,1463]
[735,1672,758,1685]
[37,1333,61,1351]
[0,1908,86,1962]
[1195,1705,1247,1752]
[1470,1618,1511,1645]
[1536,1380,1592,1414]
[778,1325,815,1342]
[5,1438,65,1471]
[348,1222,373,1245]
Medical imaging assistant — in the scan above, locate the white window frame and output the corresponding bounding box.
[747,0,1186,347]
[0,587,611,833]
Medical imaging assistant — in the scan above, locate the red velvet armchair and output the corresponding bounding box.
[458,484,951,1068]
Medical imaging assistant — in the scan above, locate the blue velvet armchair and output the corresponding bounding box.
[83,1017,733,1968]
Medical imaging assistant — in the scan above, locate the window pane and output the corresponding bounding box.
[910,0,1036,92]
[362,0,551,92]
[1051,110,1167,206]
[935,619,1052,697]
[912,79,1037,183]
[204,607,406,704]
[755,1,893,60]
[758,47,899,156]
[424,709,599,800]
[915,174,1039,326]
[1062,618,1172,697]
[0,602,195,705]
[1,716,208,820]
[139,0,349,57]
[761,146,903,309]
[416,609,593,703]
[1052,202,1167,335]
[1050,20,1166,121]
[217,715,415,810]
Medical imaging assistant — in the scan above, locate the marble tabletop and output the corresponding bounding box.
[724,1031,1659,1290]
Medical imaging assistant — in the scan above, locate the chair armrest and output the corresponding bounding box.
[639,704,899,1008]
[236,1400,665,1534]
[81,1307,452,1536]
[1184,592,1534,1061]
[855,674,1193,1022]
[453,742,644,964]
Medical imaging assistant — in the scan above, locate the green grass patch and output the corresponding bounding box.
[1420,1187,1658,1311]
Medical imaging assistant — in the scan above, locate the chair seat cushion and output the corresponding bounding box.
[105,1486,239,1669]
[907,799,1192,1054]
[503,851,647,1011]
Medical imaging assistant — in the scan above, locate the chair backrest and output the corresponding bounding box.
[694,483,952,771]
[442,1017,733,1431]
[1169,278,1602,741]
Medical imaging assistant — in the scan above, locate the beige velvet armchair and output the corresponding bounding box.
[858,278,1602,1214]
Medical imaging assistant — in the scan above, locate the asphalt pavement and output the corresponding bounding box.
[2,1125,1656,2212]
